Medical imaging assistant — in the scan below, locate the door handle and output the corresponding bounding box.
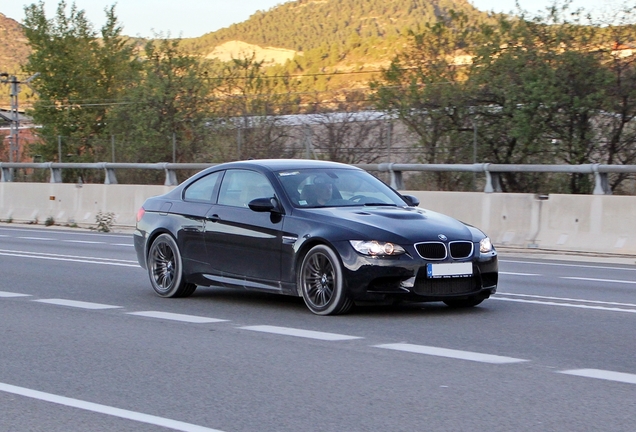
[207,214,220,222]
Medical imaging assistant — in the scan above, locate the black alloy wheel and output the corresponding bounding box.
[299,244,352,315]
[147,233,197,298]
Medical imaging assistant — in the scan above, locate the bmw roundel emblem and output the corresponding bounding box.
[438,234,448,241]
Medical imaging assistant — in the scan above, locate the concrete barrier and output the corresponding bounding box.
[534,194,636,255]
[1,183,635,255]
[0,183,174,227]
[405,191,636,255]
[405,191,538,247]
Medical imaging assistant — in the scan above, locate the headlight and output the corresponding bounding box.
[350,240,406,256]
[479,237,493,253]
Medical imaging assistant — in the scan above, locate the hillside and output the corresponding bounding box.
[181,0,491,73]
[207,40,298,65]
[0,13,30,74]
[1,0,494,91]
[183,0,488,53]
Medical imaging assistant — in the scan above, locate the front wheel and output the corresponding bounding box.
[147,233,197,298]
[299,244,353,315]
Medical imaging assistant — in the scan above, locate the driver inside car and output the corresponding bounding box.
[300,176,336,206]
[313,177,334,205]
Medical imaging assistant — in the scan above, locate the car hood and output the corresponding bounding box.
[303,205,475,243]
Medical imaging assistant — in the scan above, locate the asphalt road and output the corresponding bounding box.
[1,225,635,431]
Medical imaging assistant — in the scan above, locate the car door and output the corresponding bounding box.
[175,171,222,276]
[204,169,283,288]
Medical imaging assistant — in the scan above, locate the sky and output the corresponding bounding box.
[0,0,620,39]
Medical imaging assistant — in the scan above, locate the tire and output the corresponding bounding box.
[443,296,484,308]
[147,233,197,298]
[299,244,353,315]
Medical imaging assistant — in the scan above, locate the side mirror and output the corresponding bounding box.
[248,197,281,213]
[402,194,420,207]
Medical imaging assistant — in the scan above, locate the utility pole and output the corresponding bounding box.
[1,72,39,164]
[0,73,19,163]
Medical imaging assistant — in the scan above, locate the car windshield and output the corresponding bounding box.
[277,168,407,208]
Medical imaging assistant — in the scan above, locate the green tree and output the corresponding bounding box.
[593,6,636,193]
[466,13,565,192]
[373,1,635,193]
[22,1,135,172]
[107,38,215,169]
[372,11,479,189]
[469,5,614,193]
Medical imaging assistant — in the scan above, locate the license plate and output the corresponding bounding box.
[426,262,473,279]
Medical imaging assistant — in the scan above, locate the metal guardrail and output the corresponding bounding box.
[0,162,216,187]
[1,161,635,195]
[364,163,636,194]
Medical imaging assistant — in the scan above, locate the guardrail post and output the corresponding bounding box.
[389,165,404,190]
[483,165,501,193]
[49,164,62,183]
[1,166,12,182]
[592,164,611,195]
[104,167,118,184]
[377,162,405,190]
[164,166,178,186]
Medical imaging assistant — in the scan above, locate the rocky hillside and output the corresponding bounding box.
[0,13,30,74]
[181,0,492,69]
[183,0,488,53]
[1,0,493,78]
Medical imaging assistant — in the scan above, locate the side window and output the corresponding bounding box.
[218,170,275,208]
[183,171,222,202]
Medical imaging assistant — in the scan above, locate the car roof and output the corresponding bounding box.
[212,159,359,172]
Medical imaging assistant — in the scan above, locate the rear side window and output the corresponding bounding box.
[183,171,222,202]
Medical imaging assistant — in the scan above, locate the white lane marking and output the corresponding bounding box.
[240,325,362,341]
[500,259,636,272]
[128,311,228,323]
[493,297,636,314]
[0,249,135,263]
[0,249,138,267]
[497,293,636,308]
[500,272,541,276]
[561,276,636,285]
[64,240,105,244]
[0,227,130,239]
[0,382,224,432]
[17,236,53,241]
[34,299,122,310]
[0,291,31,298]
[375,343,528,364]
[559,369,636,385]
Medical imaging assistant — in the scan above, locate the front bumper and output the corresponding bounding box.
[334,241,498,303]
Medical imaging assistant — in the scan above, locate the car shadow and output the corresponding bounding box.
[180,286,492,318]
[351,301,492,317]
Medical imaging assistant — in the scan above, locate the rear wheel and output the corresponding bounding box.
[443,296,484,308]
[299,245,353,315]
[147,234,196,298]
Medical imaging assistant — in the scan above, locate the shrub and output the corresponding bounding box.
[95,211,116,232]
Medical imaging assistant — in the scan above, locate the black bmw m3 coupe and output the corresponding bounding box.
[134,159,498,315]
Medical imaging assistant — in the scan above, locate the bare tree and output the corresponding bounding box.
[300,105,389,164]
